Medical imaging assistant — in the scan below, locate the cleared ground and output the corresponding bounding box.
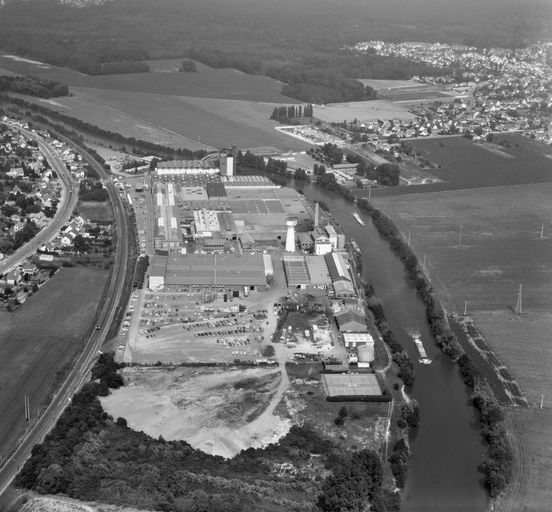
[314,100,416,123]
[0,266,109,462]
[373,182,552,507]
[101,366,288,458]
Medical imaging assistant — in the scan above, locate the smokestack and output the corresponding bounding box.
[314,202,320,228]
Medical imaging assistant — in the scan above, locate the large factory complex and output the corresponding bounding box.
[131,152,381,397]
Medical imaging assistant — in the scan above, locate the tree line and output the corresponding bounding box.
[0,76,68,98]
[270,104,314,124]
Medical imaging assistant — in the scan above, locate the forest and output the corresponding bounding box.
[0,0,548,102]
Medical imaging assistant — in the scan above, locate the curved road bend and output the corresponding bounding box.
[0,131,130,497]
[0,127,79,275]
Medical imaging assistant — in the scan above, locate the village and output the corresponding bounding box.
[0,119,114,309]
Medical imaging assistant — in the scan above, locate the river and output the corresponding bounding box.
[299,181,488,512]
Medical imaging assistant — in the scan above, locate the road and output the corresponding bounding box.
[0,126,79,275]
[0,129,130,497]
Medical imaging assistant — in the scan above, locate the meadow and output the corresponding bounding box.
[0,266,109,462]
[372,181,552,509]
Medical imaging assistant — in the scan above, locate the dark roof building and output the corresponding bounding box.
[335,309,368,332]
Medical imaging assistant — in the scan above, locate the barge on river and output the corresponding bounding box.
[353,212,365,225]
[412,333,432,364]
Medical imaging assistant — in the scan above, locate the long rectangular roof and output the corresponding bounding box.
[155,253,267,286]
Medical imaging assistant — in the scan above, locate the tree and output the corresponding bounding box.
[73,235,90,253]
[375,163,400,186]
[179,59,197,72]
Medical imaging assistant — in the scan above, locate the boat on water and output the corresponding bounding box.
[353,212,365,225]
[411,332,432,364]
[351,239,361,253]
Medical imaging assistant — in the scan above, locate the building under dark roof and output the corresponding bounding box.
[335,309,368,332]
[206,182,227,199]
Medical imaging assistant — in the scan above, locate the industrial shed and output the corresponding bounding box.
[323,373,383,399]
[148,253,269,290]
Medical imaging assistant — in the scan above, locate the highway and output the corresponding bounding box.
[0,128,130,497]
[0,126,79,275]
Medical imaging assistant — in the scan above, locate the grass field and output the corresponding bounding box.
[314,100,416,123]
[77,200,113,222]
[373,181,552,508]
[0,266,109,462]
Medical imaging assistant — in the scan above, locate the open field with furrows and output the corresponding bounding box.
[0,266,109,461]
[411,135,552,189]
[0,55,293,102]
[314,100,416,123]
[372,182,552,509]
[101,365,287,459]
[18,87,309,152]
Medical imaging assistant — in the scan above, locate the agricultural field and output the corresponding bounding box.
[101,365,288,458]
[410,135,552,189]
[0,55,291,102]
[372,181,552,509]
[0,266,109,462]
[19,88,308,152]
[313,100,416,124]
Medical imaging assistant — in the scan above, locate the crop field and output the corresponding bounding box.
[19,87,308,152]
[0,266,109,461]
[373,182,552,508]
[0,55,292,102]
[410,135,552,189]
[101,365,287,458]
[314,100,416,123]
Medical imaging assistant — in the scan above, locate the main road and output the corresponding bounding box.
[0,124,79,275]
[0,127,130,496]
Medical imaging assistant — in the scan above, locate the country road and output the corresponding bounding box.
[0,125,79,276]
[0,126,130,497]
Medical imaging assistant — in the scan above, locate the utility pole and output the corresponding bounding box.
[24,394,30,422]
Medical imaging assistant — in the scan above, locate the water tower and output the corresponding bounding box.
[285,218,298,252]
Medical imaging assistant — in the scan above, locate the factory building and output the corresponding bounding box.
[148,253,271,291]
[156,160,219,175]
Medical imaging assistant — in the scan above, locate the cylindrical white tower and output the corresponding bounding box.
[285,218,298,252]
